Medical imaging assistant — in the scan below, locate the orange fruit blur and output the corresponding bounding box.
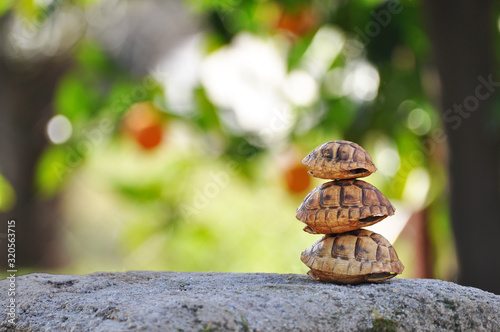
[135,123,163,150]
[122,102,164,150]
[276,5,318,38]
[284,162,311,194]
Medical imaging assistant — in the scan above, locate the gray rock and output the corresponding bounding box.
[1,272,499,331]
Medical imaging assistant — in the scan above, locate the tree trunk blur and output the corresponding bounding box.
[410,210,433,279]
[423,0,500,294]
[0,16,70,270]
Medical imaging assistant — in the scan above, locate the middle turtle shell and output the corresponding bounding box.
[296,179,395,234]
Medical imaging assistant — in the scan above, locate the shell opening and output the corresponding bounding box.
[366,272,397,282]
[349,168,368,175]
[307,270,321,281]
[359,215,385,224]
[303,226,318,234]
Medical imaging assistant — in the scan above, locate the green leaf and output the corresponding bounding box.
[0,173,15,212]
[55,73,98,122]
[0,0,14,17]
[193,87,222,132]
[113,182,164,203]
[35,146,73,198]
[75,40,115,75]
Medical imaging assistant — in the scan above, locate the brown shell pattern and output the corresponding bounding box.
[296,179,395,234]
[302,140,377,180]
[300,229,404,284]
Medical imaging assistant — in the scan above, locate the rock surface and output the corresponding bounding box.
[1,271,499,331]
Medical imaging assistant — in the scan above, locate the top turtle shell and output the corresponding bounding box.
[302,140,377,180]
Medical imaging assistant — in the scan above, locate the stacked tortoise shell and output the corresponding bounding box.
[297,140,404,284]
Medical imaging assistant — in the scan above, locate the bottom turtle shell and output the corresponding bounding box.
[301,229,404,284]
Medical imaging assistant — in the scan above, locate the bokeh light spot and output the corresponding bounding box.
[407,108,432,135]
[47,115,72,144]
[402,167,431,210]
[284,70,318,106]
[374,137,400,177]
[343,61,380,101]
[323,68,346,98]
[376,147,400,177]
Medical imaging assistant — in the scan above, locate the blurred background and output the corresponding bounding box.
[0,0,499,294]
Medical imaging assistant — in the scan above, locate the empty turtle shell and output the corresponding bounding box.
[296,179,395,234]
[301,229,404,284]
[302,140,377,180]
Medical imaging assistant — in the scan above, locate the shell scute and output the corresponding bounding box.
[352,148,365,162]
[342,185,362,206]
[338,144,354,160]
[363,189,380,206]
[354,237,376,261]
[304,189,321,210]
[320,185,341,207]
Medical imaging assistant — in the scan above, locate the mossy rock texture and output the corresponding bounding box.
[1,272,499,331]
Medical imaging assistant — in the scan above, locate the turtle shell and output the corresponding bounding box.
[296,179,395,234]
[301,229,404,284]
[302,140,377,179]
